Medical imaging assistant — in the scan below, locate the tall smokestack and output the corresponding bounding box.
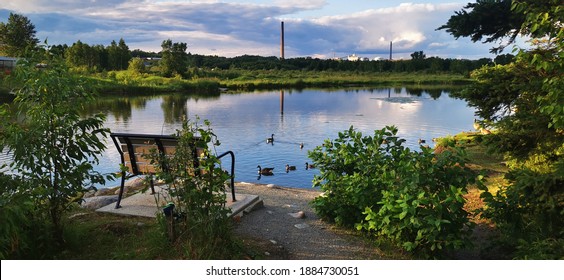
[389,41,392,60]
[280,21,285,59]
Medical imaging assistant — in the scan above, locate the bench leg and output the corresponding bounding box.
[150,177,156,195]
[115,172,126,209]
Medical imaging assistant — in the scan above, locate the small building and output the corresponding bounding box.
[346,54,370,62]
[347,54,361,62]
[142,57,161,68]
[0,56,17,75]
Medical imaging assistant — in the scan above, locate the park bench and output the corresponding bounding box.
[109,132,236,209]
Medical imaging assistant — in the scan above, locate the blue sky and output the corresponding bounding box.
[0,1,513,59]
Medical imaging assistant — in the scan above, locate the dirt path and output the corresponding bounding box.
[232,183,383,260]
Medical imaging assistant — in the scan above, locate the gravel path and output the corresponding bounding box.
[232,182,381,260]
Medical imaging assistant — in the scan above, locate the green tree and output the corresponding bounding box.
[65,40,100,71]
[0,48,110,246]
[117,38,131,70]
[160,39,188,77]
[0,13,39,57]
[127,57,146,74]
[107,40,119,70]
[493,53,515,65]
[50,44,68,58]
[108,38,131,71]
[410,51,426,60]
[437,0,525,53]
[441,0,563,258]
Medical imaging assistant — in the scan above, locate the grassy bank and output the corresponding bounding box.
[2,70,471,97]
[85,70,471,95]
[217,70,471,90]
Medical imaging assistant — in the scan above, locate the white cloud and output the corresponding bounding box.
[274,0,326,10]
[0,1,502,58]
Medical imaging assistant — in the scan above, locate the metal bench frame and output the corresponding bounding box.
[110,132,236,209]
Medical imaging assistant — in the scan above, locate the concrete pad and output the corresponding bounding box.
[96,186,261,218]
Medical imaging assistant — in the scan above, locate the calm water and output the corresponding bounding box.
[1,87,477,189]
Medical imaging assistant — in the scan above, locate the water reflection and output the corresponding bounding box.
[82,96,149,122]
[162,95,189,124]
[1,87,475,189]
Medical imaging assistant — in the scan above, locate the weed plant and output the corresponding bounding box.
[144,117,235,259]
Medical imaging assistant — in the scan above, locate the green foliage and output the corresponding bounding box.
[437,0,525,53]
[309,126,481,257]
[144,117,234,259]
[65,40,94,70]
[128,57,146,74]
[0,13,39,57]
[0,174,32,259]
[0,174,63,259]
[443,0,564,259]
[0,49,111,246]
[479,162,564,256]
[514,238,564,260]
[107,38,131,71]
[160,39,188,77]
[410,51,426,60]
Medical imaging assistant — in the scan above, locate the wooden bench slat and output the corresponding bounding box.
[110,132,236,208]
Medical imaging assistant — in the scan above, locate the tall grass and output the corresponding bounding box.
[85,69,471,94]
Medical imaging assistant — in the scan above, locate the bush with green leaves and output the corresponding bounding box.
[309,126,482,257]
[0,49,110,247]
[0,174,31,259]
[479,161,564,259]
[127,57,146,74]
[440,0,564,259]
[144,117,233,259]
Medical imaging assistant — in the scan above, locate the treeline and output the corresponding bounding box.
[186,53,513,75]
[50,39,131,72]
[1,11,513,77]
[50,39,514,76]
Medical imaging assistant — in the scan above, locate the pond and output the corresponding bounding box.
[82,86,476,189]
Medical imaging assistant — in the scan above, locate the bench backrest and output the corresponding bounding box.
[110,133,204,175]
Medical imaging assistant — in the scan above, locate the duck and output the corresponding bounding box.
[266,134,274,144]
[418,138,426,144]
[257,165,274,175]
[299,142,304,149]
[305,162,315,170]
[285,164,297,172]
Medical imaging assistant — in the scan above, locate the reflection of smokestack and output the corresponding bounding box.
[280,21,285,59]
[389,41,392,60]
[280,90,284,115]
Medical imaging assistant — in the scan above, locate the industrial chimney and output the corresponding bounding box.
[280,21,285,60]
[389,41,393,60]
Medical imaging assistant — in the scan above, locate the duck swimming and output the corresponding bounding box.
[285,164,296,172]
[257,165,274,175]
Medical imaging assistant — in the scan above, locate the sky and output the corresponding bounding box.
[0,0,512,60]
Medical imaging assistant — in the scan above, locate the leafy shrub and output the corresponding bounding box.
[0,50,111,246]
[144,117,234,259]
[309,126,482,257]
[128,57,146,74]
[309,126,395,226]
[0,174,57,259]
[479,160,564,259]
[0,174,30,259]
[514,238,564,260]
